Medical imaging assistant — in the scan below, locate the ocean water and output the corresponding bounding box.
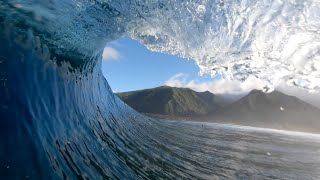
[1,0,320,179]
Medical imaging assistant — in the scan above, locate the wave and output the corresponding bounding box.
[2,0,320,90]
[1,0,320,179]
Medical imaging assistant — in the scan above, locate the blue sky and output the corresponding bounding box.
[100,39,320,108]
[101,38,213,92]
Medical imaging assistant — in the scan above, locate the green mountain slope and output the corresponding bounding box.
[210,90,320,133]
[117,86,224,118]
[117,87,320,133]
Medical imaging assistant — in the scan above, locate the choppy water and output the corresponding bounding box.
[1,0,320,179]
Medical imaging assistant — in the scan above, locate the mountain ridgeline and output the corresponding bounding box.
[211,90,320,133]
[117,86,226,119]
[117,86,320,133]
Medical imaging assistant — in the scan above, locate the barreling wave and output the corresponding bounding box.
[2,0,320,90]
[1,0,320,179]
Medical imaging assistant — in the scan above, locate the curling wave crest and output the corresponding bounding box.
[3,0,320,90]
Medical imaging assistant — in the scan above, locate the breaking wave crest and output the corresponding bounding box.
[2,0,320,90]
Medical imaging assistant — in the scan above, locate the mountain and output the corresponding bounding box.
[210,90,320,133]
[117,86,320,133]
[116,86,226,119]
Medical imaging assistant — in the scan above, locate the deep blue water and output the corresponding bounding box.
[1,1,320,179]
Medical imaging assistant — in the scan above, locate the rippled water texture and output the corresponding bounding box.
[1,0,320,179]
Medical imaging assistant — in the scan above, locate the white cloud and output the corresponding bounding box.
[102,47,121,61]
[165,73,320,108]
[165,73,265,95]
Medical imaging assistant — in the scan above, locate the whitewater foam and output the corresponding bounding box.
[3,0,320,90]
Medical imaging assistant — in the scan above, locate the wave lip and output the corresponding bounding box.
[2,0,320,90]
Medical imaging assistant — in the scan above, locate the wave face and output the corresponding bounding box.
[1,0,320,179]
